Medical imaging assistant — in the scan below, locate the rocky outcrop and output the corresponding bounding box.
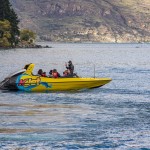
[10,0,150,43]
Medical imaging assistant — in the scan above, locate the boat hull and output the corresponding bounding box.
[16,74,111,92]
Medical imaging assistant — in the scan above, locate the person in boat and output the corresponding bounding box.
[66,60,74,75]
[52,69,61,78]
[37,69,47,77]
[42,72,47,77]
[63,69,70,77]
[49,70,53,77]
[37,69,43,76]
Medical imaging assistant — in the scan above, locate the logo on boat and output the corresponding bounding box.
[17,74,52,91]
[18,77,41,86]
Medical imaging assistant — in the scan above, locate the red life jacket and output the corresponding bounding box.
[41,73,46,77]
[52,72,58,78]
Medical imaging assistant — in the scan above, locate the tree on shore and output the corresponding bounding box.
[0,20,11,47]
[20,29,36,44]
[0,0,19,47]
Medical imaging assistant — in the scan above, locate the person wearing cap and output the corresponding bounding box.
[66,60,74,75]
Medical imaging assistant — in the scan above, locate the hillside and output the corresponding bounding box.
[10,0,150,42]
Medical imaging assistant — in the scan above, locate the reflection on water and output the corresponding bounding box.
[0,43,150,149]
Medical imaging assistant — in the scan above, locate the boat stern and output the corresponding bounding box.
[0,77,18,91]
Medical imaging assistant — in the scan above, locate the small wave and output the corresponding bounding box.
[99,88,150,96]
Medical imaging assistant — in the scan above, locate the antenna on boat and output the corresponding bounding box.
[94,64,95,78]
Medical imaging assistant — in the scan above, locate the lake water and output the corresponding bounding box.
[0,43,150,150]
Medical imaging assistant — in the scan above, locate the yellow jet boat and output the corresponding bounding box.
[0,64,112,92]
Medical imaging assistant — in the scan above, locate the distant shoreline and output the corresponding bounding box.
[0,44,52,49]
[0,41,149,49]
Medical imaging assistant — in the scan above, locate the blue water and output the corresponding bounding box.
[0,43,150,150]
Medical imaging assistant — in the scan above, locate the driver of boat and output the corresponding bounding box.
[65,60,74,75]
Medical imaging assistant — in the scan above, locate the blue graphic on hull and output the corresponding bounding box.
[16,74,52,91]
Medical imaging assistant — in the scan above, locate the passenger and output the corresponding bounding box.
[52,69,61,78]
[38,69,47,77]
[37,69,43,76]
[49,70,53,77]
[65,60,74,75]
[42,72,47,77]
[63,69,70,77]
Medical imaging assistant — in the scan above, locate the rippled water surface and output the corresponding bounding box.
[0,43,150,150]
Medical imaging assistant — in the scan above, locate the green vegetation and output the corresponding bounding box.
[0,0,19,47]
[20,29,36,44]
[0,20,11,47]
[0,0,37,48]
[20,29,36,46]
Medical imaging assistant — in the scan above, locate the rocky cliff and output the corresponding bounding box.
[10,0,150,42]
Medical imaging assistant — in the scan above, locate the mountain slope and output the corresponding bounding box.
[10,0,150,42]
